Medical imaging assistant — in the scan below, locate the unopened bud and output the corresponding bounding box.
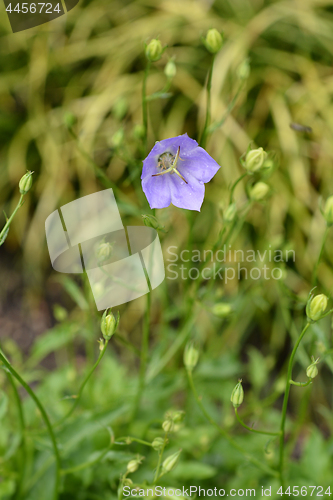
[224,203,237,223]
[101,309,119,340]
[19,171,33,195]
[161,449,182,474]
[162,419,174,433]
[97,241,113,263]
[113,97,128,121]
[133,124,145,140]
[152,437,165,451]
[126,455,144,474]
[211,303,233,318]
[324,196,333,226]
[111,129,124,148]
[231,379,244,408]
[63,111,76,129]
[306,356,320,379]
[165,59,176,79]
[243,147,268,173]
[123,478,133,487]
[306,293,328,323]
[250,182,270,201]
[145,39,163,62]
[204,29,223,54]
[183,341,199,372]
[142,214,165,231]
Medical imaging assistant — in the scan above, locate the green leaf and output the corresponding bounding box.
[57,276,89,310]
[171,460,217,480]
[0,389,8,419]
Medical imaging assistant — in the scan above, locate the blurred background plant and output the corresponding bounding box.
[1,0,333,498]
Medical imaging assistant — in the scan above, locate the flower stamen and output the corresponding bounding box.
[152,146,188,184]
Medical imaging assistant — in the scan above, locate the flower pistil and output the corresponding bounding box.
[152,146,188,184]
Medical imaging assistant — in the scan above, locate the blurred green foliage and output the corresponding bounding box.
[1,0,333,498]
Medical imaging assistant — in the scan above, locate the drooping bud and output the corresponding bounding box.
[204,29,223,54]
[237,58,250,80]
[161,449,182,474]
[126,455,144,474]
[230,379,244,408]
[97,241,113,263]
[152,437,165,451]
[323,196,333,226]
[306,293,328,323]
[211,303,233,318]
[249,182,270,201]
[145,39,163,62]
[306,356,320,379]
[162,418,174,433]
[243,147,268,173]
[183,341,199,372]
[224,203,237,223]
[101,309,119,340]
[142,214,165,232]
[19,171,33,195]
[165,59,176,79]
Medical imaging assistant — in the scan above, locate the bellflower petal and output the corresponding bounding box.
[141,133,221,211]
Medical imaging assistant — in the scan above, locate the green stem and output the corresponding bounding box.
[56,338,110,426]
[289,379,312,387]
[153,433,168,484]
[234,408,281,436]
[278,322,311,487]
[187,370,278,478]
[200,55,215,149]
[229,173,248,204]
[116,437,153,447]
[142,61,151,153]
[312,226,329,286]
[0,351,60,500]
[132,292,151,419]
[6,371,27,499]
[0,194,24,243]
[208,80,245,134]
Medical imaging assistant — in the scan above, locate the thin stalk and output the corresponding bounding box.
[131,292,151,419]
[200,55,215,149]
[142,61,151,153]
[278,322,311,488]
[234,408,281,436]
[153,433,168,484]
[187,370,278,478]
[0,194,24,243]
[0,351,61,500]
[312,226,329,286]
[115,437,152,447]
[289,379,312,387]
[56,338,110,426]
[6,371,27,499]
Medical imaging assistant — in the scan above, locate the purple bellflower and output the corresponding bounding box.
[141,134,221,211]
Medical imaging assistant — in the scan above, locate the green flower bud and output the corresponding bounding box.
[162,418,174,433]
[211,303,233,318]
[250,182,270,201]
[126,455,144,474]
[168,410,185,423]
[306,293,328,323]
[152,437,165,451]
[63,111,76,129]
[204,29,223,54]
[112,97,128,120]
[111,129,124,148]
[306,357,320,379]
[133,123,145,140]
[165,59,176,79]
[161,449,182,474]
[224,203,237,223]
[19,171,33,195]
[324,196,333,226]
[101,309,119,340]
[183,341,199,372]
[237,58,250,80]
[243,147,268,173]
[231,379,244,408]
[97,241,113,263]
[142,214,165,232]
[123,478,133,487]
[145,39,163,62]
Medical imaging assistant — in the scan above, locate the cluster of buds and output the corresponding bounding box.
[19,171,34,195]
[162,409,185,434]
[100,309,120,340]
[126,455,145,474]
[306,356,320,380]
[183,341,199,372]
[230,379,244,408]
[306,293,328,323]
